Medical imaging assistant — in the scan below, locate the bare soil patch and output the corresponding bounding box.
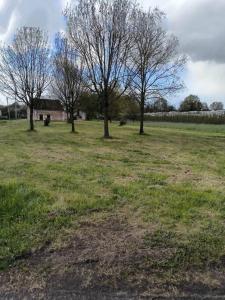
[1,215,225,299]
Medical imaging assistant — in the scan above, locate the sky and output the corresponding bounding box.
[0,0,224,107]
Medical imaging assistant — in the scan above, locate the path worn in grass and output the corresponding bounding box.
[1,120,225,298]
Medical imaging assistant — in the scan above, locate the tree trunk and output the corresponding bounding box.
[66,111,70,123]
[70,109,75,133]
[29,104,34,131]
[139,95,145,135]
[103,94,110,138]
[71,118,75,133]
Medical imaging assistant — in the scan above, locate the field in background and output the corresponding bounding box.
[1,120,225,296]
[145,113,225,124]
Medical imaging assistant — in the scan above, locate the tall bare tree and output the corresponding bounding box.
[0,27,50,130]
[66,0,135,138]
[129,8,186,134]
[52,33,85,133]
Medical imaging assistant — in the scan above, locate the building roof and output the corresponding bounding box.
[33,99,64,111]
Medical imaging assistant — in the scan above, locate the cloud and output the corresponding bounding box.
[0,0,66,43]
[140,0,225,64]
[169,0,225,64]
[186,60,225,102]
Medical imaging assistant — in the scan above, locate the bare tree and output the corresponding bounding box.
[66,0,135,138]
[0,27,50,131]
[52,33,85,133]
[129,8,186,134]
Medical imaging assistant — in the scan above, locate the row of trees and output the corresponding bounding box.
[179,95,224,112]
[0,0,185,137]
[145,98,175,113]
[145,95,224,113]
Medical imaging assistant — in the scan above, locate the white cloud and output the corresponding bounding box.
[0,0,66,43]
[186,60,225,103]
[0,0,4,9]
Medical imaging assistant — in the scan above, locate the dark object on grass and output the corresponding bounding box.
[44,116,50,126]
[119,119,127,126]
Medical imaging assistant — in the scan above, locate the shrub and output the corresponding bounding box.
[44,117,50,126]
[119,118,127,126]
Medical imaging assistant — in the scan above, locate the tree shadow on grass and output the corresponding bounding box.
[26,129,38,133]
[132,132,151,137]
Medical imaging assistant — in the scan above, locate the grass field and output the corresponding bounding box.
[1,120,225,295]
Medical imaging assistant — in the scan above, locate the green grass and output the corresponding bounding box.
[1,120,225,271]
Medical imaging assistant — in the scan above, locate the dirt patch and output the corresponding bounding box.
[1,215,225,299]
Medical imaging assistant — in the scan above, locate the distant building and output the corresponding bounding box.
[27,99,67,121]
[27,98,86,121]
[77,111,86,120]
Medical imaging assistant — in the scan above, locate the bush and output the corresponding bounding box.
[119,118,127,126]
[44,117,50,126]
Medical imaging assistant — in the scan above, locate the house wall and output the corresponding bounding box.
[27,108,67,121]
[27,108,87,121]
[77,111,86,120]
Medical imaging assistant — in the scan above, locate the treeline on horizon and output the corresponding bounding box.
[1,93,225,125]
[144,95,225,124]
